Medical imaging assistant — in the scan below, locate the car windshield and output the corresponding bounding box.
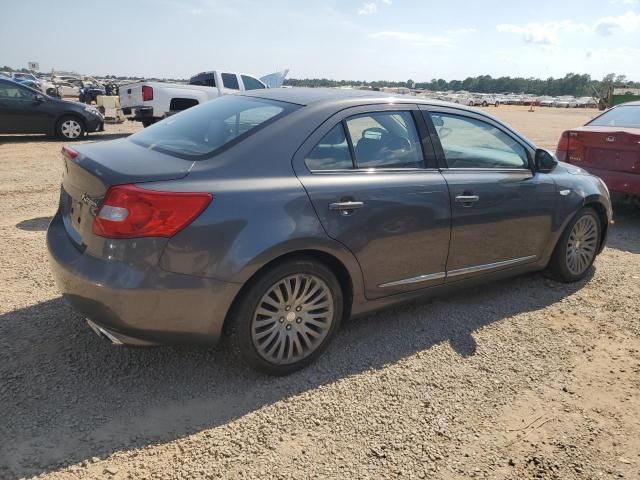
[589,105,640,128]
[129,95,298,158]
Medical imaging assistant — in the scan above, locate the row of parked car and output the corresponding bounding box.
[417,91,599,108]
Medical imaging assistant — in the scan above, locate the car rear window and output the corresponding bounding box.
[129,95,298,158]
[589,105,640,128]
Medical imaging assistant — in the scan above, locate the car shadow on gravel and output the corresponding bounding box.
[16,216,53,232]
[607,203,640,255]
[0,270,592,478]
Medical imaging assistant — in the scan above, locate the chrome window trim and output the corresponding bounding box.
[309,167,441,174]
[439,168,533,174]
[378,271,446,288]
[447,255,537,278]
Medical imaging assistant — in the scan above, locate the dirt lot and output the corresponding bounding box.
[0,106,639,480]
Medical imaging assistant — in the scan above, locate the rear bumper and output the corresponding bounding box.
[122,106,155,122]
[46,211,241,346]
[582,166,640,197]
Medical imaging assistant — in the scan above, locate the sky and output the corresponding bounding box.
[2,0,640,81]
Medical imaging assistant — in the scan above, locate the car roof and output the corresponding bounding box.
[240,87,458,109]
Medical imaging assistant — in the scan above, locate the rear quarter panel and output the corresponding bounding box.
[154,105,366,294]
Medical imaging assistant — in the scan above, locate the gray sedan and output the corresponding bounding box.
[47,88,612,374]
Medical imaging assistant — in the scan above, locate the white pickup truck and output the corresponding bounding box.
[119,70,279,126]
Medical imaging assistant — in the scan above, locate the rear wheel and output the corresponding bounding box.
[482,101,488,107]
[546,207,601,282]
[56,116,85,140]
[230,258,343,375]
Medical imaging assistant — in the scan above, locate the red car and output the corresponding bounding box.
[556,101,640,201]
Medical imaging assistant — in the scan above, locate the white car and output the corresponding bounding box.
[475,94,500,107]
[576,97,597,108]
[554,97,578,108]
[54,81,81,98]
[538,97,555,107]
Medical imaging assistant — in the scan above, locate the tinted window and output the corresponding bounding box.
[345,111,424,169]
[0,81,35,100]
[221,73,239,90]
[430,113,528,169]
[305,124,353,171]
[241,75,266,90]
[129,95,297,158]
[589,105,640,128]
[190,74,216,87]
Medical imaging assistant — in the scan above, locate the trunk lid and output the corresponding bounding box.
[60,139,194,248]
[566,126,640,174]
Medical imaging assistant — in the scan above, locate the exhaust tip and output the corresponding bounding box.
[86,319,124,345]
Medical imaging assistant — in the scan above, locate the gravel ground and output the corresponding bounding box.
[0,106,639,480]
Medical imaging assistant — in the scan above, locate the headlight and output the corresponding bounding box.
[84,106,102,117]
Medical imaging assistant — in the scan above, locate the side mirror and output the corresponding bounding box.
[34,94,45,103]
[535,148,558,173]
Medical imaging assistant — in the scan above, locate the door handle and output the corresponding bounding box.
[329,201,364,214]
[455,195,480,206]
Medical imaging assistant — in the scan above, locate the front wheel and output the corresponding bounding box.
[546,207,601,282]
[230,259,343,375]
[56,116,85,140]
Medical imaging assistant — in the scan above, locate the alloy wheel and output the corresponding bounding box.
[251,274,334,365]
[566,215,598,275]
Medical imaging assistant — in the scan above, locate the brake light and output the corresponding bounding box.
[93,184,212,239]
[555,131,583,163]
[61,146,79,159]
[142,85,153,102]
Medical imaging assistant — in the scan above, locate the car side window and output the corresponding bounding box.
[305,124,353,171]
[221,73,239,90]
[430,113,528,169]
[0,83,34,100]
[241,75,265,90]
[345,111,424,169]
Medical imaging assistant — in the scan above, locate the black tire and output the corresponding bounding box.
[546,207,601,282]
[56,115,85,141]
[141,119,155,128]
[229,258,343,375]
[482,101,488,107]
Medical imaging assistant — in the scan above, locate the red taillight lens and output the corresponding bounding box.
[142,85,153,102]
[61,146,79,159]
[93,184,212,239]
[555,131,582,163]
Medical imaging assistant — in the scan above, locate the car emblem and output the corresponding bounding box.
[81,193,100,212]
[606,136,616,142]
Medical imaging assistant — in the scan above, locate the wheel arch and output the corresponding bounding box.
[583,200,609,254]
[222,248,356,334]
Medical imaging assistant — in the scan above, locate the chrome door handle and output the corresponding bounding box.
[329,201,364,213]
[455,195,480,205]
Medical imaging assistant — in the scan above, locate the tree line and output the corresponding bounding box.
[284,73,639,97]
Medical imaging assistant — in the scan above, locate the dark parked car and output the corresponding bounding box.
[556,101,640,202]
[0,78,104,140]
[47,89,612,374]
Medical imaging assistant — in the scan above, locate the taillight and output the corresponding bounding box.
[61,146,79,159]
[555,131,583,164]
[142,85,153,102]
[93,184,212,239]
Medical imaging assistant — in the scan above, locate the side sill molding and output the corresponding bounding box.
[378,271,446,288]
[447,255,537,278]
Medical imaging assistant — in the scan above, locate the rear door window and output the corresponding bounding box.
[345,111,425,169]
[305,124,353,171]
[221,73,239,90]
